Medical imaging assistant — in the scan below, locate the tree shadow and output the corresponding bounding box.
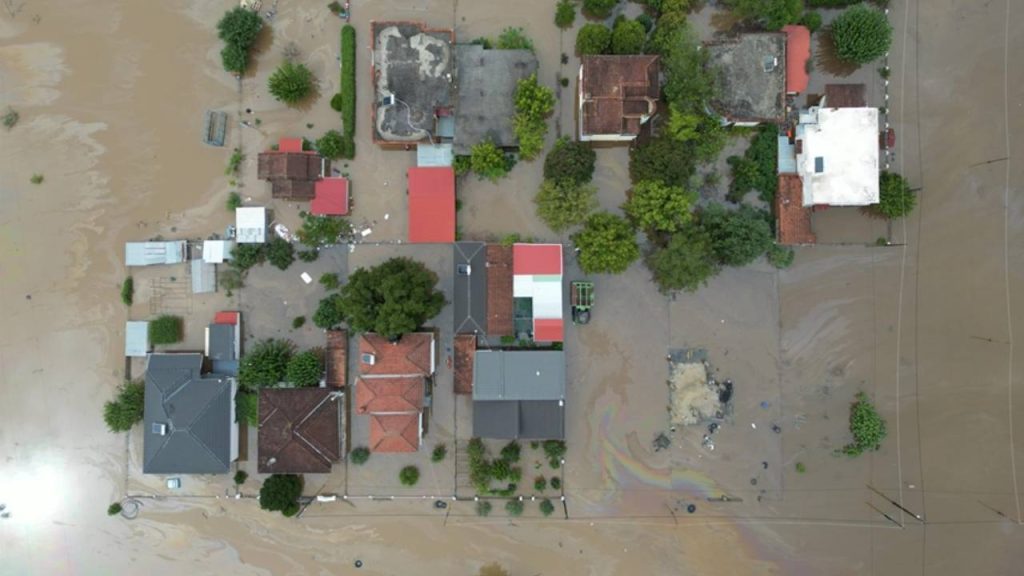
[242,24,275,80]
[815,29,859,78]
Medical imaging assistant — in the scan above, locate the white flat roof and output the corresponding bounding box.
[796,107,879,207]
[125,321,149,357]
[203,240,234,263]
[236,207,266,244]
[513,275,563,320]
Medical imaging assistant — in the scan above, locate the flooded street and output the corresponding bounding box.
[2,0,1024,574]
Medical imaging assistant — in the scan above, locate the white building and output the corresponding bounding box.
[202,239,234,263]
[125,241,187,266]
[235,207,266,244]
[795,107,880,207]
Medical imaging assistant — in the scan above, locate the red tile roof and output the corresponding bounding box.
[325,330,348,388]
[824,84,867,108]
[213,311,239,325]
[486,245,514,336]
[533,318,564,342]
[775,174,816,245]
[358,333,434,376]
[258,388,342,473]
[513,243,563,275]
[312,178,350,216]
[355,376,424,414]
[454,335,476,395]
[368,413,420,452]
[408,167,455,243]
[257,150,326,200]
[580,55,660,137]
[782,25,810,94]
[279,138,305,153]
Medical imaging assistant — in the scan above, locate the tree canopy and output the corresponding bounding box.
[239,338,295,389]
[316,130,345,159]
[469,141,511,181]
[622,180,696,234]
[629,134,697,187]
[286,349,324,387]
[877,171,916,218]
[843,391,887,456]
[513,74,555,161]
[268,61,316,105]
[555,0,576,29]
[313,293,345,329]
[544,137,596,184]
[496,27,534,51]
[149,315,183,345]
[576,23,612,55]
[266,237,295,270]
[582,0,617,19]
[259,474,303,517]
[535,178,598,233]
[217,7,263,73]
[700,204,774,267]
[725,0,803,31]
[336,257,445,339]
[573,212,640,274]
[727,126,779,203]
[611,18,646,55]
[103,380,145,432]
[646,226,720,293]
[297,213,350,247]
[830,4,892,64]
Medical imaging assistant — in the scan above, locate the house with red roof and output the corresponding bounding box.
[782,25,810,95]
[311,177,350,216]
[355,332,436,452]
[512,243,564,342]
[257,138,328,200]
[407,167,455,243]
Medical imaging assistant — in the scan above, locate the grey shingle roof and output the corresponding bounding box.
[472,350,565,401]
[453,242,488,335]
[143,354,235,474]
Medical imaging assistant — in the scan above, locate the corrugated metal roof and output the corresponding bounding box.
[473,350,565,401]
[416,143,454,167]
[125,241,187,266]
[472,400,565,439]
[777,136,797,174]
[125,321,149,357]
[191,260,216,294]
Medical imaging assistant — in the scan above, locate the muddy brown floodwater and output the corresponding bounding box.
[2,0,1024,574]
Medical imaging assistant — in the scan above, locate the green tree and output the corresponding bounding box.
[268,61,316,105]
[337,257,445,339]
[534,476,547,491]
[727,126,778,203]
[724,0,803,30]
[582,0,617,19]
[239,338,295,388]
[231,243,266,271]
[539,498,556,516]
[535,178,598,233]
[496,27,534,51]
[766,244,795,269]
[629,135,696,187]
[120,276,134,306]
[297,213,351,247]
[234,470,249,485]
[576,23,612,55]
[649,10,689,54]
[555,0,576,29]
[611,18,646,54]
[259,474,303,517]
[700,204,773,267]
[236,390,259,425]
[573,212,640,274]
[476,501,494,517]
[399,465,420,486]
[226,191,242,211]
[800,10,823,33]
[220,42,248,74]
[266,238,295,270]
[107,502,123,516]
[103,380,145,432]
[661,24,715,114]
[842,391,887,456]
[544,137,596,184]
[646,226,719,292]
[350,446,371,465]
[316,129,345,159]
[319,272,340,290]
[513,74,555,161]
[216,7,263,73]
[830,3,892,64]
[313,293,345,329]
[470,141,510,182]
[505,499,525,517]
[622,180,695,233]
[432,443,448,462]
[149,315,183,345]
[876,171,916,218]
[286,349,323,387]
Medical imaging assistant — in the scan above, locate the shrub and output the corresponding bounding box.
[338,257,445,340]
[316,130,345,159]
[700,204,773,267]
[320,272,341,290]
[234,470,249,485]
[534,476,547,492]
[453,155,472,176]
[239,338,295,388]
[217,7,263,73]
[297,250,319,263]
[298,212,351,247]
[350,446,370,465]
[226,191,242,211]
[646,226,719,293]
[3,106,19,129]
[399,465,421,486]
[622,180,695,234]
[583,0,617,19]
[637,13,654,33]
[286,349,323,387]
[766,244,795,269]
[513,74,555,161]
[120,276,134,306]
[830,3,892,64]
[103,380,145,432]
[544,137,596,184]
[220,268,244,294]
[225,148,243,175]
[266,238,295,270]
[576,23,612,55]
[555,0,576,29]
[795,462,806,473]
[539,498,556,516]
[476,500,493,516]
[313,293,344,329]
[573,212,640,275]
[611,18,646,54]
[259,474,303,517]
[30,173,44,184]
[149,315,183,345]
[800,10,823,33]
[330,93,344,112]
[231,243,266,271]
[550,476,562,490]
[543,440,567,469]
[842,391,887,456]
[470,141,510,182]
[724,0,802,30]
[292,316,306,329]
[432,444,448,463]
[727,126,778,203]
[629,135,696,188]
[341,25,356,139]
[505,499,525,516]
[496,27,534,51]
[236,390,259,425]
[268,61,315,105]
[500,441,522,463]
[107,502,123,516]
[535,179,598,233]
[877,171,916,218]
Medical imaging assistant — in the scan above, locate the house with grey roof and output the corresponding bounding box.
[472,350,565,440]
[453,44,538,154]
[705,33,787,126]
[143,353,238,474]
[453,242,488,335]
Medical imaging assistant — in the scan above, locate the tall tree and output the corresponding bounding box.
[622,180,696,233]
[830,3,892,64]
[268,61,316,105]
[573,212,640,274]
[646,226,719,292]
[337,258,445,339]
[700,204,773,267]
[877,171,916,218]
[535,179,598,232]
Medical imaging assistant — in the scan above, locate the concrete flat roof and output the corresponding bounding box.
[453,45,538,153]
[796,107,880,206]
[706,33,787,124]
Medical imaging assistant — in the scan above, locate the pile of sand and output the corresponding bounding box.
[669,362,720,426]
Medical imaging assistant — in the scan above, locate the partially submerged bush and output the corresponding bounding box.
[103,380,145,432]
[399,465,421,486]
[842,392,887,456]
[120,276,134,306]
[259,474,303,517]
[149,315,183,345]
[350,446,371,465]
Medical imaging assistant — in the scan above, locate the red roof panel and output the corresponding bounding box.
[312,178,350,215]
[782,25,810,94]
[533,318,564,342]
[513,244,563,275]
[214,311,239,325]
[408,167,455,243]
[279,138,304,153]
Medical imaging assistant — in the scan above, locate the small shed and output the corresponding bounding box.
[417,143,454,167]
[125,321,150,357]
[125,241,187,266]
[202,240,234,263]
[236,207,267,244]
[191,260,216,294]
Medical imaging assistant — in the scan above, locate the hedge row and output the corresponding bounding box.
[339,25,356,159]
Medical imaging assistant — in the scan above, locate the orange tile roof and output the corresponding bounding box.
[358,333,433,376]
[453,335,476,395]
[325,330,348,388]
[486,245,514,336]
[369,413,420,452]
[776,174,816,245]
[354,376,424,414]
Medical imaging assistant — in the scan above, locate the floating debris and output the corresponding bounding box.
[652,433,671,451]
